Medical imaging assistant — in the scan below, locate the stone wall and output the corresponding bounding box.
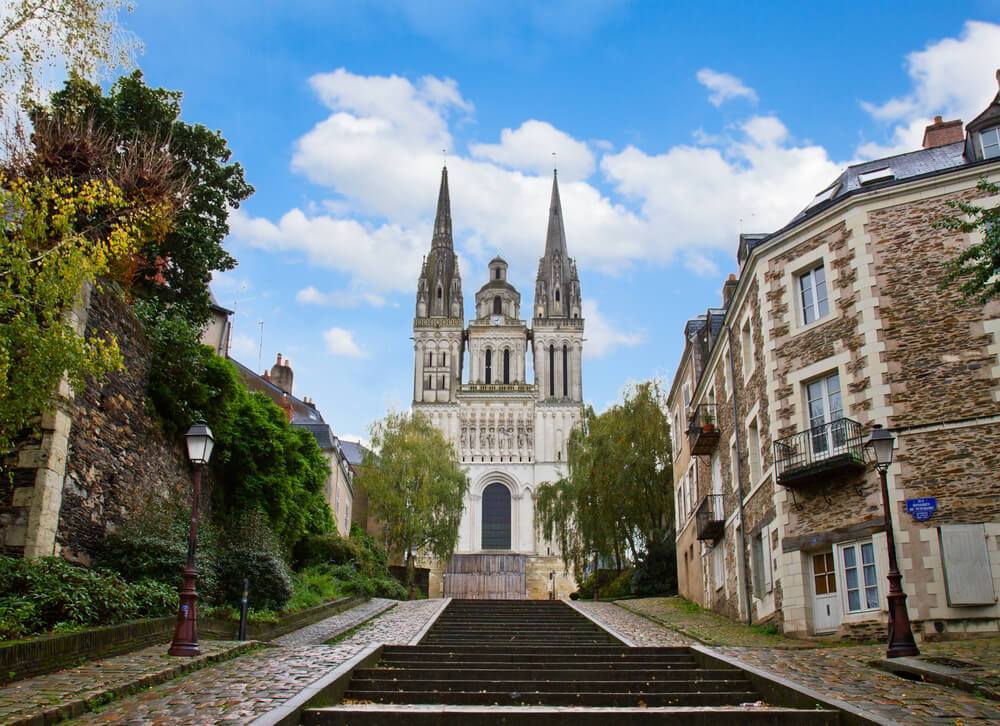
[1,286,203,562]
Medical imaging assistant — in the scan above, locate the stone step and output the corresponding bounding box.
[376,655,698,667]
[303,705,841,726]
[383,645,692,656]
[349,678,753,693]
[357,667,730,681]
[342,689,763,707]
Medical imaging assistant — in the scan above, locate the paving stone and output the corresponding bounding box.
[576,597,1000,726]
[64,599,443,725]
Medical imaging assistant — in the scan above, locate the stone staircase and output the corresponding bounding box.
[302,599,840,724]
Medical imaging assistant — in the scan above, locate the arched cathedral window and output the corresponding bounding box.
[555,288,560,303]
[503,349,510,384]
[493,296,502,315]
[485,349,492,384]
[548,345,554,396]
[563,345,568,396]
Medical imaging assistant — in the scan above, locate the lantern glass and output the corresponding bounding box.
[185,421,215,465]
[864,425,894,469]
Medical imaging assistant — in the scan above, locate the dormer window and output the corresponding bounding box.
[981,126,1000,159]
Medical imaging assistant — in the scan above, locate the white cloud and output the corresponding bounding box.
[469,120,595,180]
[858,21,1000,157]
[684,251,719,278]
[601,116,842,256]
[229,333,256,359]
[297,286,385,308]
[582,300,642,359]
[230,207,425,294]
[323,327,367,358]
[696,68,758,107]
[236,68,847,294]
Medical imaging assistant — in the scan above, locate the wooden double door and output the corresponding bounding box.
[443,554,526,599]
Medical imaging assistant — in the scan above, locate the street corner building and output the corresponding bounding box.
[668,79,1000,642]
[412,167,584,600]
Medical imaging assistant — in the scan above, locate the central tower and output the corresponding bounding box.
[412,168,584,598]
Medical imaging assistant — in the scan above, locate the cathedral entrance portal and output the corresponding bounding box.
[481,483,511,550]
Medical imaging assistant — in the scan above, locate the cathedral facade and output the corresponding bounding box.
[412,167,584,597]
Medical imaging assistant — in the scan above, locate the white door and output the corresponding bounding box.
[811,551,841,634]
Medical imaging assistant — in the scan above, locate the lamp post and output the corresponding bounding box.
[864,424,919,658]
[408,545,417,601]
[592,548,599,602]
[168,421,214,657]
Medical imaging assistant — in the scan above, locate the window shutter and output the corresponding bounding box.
[751,535,764,599]
[938,524,996,607]
[872,531,889,613]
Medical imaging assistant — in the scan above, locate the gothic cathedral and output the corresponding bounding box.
[412,167,584,598]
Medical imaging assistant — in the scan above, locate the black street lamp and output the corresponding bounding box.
[592,548,599,602]
[168,421,215,657]
[864,424,919,658]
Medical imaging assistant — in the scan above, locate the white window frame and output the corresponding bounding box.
[980,126,1000,160]
[797,262,830,326]
[836,538,880,614]
[751,524,773,598]
[712,543,725,591]
[741,318,754,379]
[746,417,761,485]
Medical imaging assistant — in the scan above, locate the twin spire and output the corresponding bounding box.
[417,165,581,321]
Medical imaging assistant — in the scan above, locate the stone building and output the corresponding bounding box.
[412,167,583,599]
[235,355,355,536]
[668,81,1000,642]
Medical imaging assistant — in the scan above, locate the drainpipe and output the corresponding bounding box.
[726,323,753,626]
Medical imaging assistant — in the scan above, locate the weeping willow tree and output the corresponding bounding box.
[535,380,674,581]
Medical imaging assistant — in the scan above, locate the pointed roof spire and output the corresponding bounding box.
[544,169,568,259]
[432,165,452,250]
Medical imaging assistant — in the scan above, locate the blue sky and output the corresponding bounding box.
[117,1,999,443]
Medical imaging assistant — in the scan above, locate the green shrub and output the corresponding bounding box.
[217,547,292,611]
[95,526,220,604]
[349,523,388,577]
[603,568,634,599]
[292,533,359,571]
[574,568,618,599]
[0,556,178,640]
[630,532,678,597]
[286,565,346,611]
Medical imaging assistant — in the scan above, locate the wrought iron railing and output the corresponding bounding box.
[696,493,724,541]
[688,403,720,455]
[774,417,865,483]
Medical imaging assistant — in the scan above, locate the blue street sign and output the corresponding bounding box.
[905,497,937,522]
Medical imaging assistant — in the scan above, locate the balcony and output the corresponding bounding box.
[774,417,866,488]
[696,494,724,541]
[687,403,720,455]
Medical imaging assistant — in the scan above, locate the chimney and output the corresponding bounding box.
[922,115,963,149]
[269,352,294,395]
[279,393,293,422]
[722,273,738,308]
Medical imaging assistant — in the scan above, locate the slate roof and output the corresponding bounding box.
[338,439,368,466]
[295,421,336,450]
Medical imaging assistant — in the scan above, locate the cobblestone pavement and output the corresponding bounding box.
[714,645,1000,725]
[0,640,259,726]
[569,600,693,646]
[272,598,395,645]
[65,599,443,725]
[577,598,1000,725]
[619,596,833,648]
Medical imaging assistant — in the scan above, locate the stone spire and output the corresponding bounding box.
[544,169,568,260]
[432,165,453,249]
[415,166,463,319]
[534,170,581,319]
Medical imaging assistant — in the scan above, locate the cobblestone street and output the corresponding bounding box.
[66,598,445,725]
[578,598,1000,726]
[5,596,1000,725]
